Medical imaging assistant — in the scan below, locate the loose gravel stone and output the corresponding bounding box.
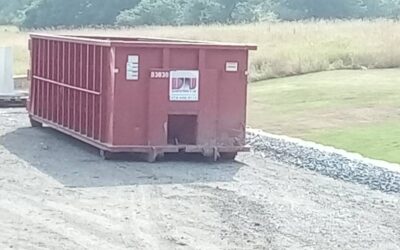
[247,130,400,194]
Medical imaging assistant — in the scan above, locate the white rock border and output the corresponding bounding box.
[246,128,400,194]
[248,128,400,174]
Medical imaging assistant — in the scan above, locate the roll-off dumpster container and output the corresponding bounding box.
[27,34,257,161]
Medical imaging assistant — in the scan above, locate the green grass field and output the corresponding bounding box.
[248,69,400,164]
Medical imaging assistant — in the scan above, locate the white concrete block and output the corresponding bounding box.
[0,47,15,95]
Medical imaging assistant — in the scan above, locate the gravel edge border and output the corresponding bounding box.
[246,129,400,194]
[248,129,400,173]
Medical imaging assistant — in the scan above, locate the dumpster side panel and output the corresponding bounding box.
[112,47,222,147]
[110,46,249,149]
[147,49,218,147]
[196,69,219,146]
[147,49,208,147]
[112,47,164,146]
[206,49,249,146]
[169,49,199,69]
[29,37,112,144]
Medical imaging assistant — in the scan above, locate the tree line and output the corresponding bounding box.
[1,0,400,29]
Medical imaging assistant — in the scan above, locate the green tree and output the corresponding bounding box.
[361,0,384,17]
[0,0,33,24]
[78,0,139,25]
[21,0,139,28]
[182,0,224,24]
[182,0,276,24]
[231,0,277,23]
[281,0,365,19]
[216,0,245,22]
[6,0,400,29]
[381,0,400,17]
[117,0,185,26]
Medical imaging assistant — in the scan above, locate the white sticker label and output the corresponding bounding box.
[226,62,239,72]
[169,70,199,102]
[127,55,139,80]
[128,55,139,63]
[150,71,169,79]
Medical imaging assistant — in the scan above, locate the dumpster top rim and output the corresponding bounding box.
[29,33,257,50]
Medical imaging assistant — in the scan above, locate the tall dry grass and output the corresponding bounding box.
[2,20,400,80]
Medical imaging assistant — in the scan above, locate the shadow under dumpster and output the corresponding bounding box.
[0,126,244,188]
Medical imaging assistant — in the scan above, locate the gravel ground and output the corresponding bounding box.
[0,108,399,250]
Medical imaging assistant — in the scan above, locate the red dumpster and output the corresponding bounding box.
[27,33,257,161]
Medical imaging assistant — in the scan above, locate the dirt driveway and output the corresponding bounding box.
[0,108,399,250]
